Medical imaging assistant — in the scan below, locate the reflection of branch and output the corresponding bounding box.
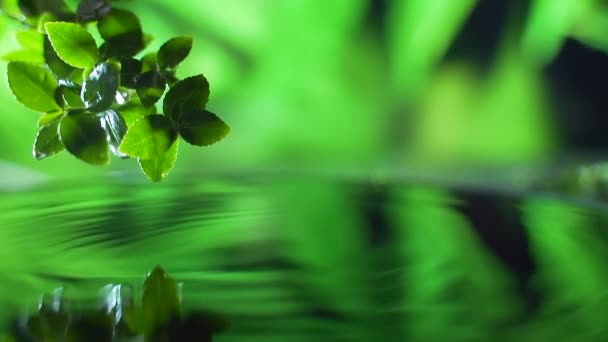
[0,9,34,28]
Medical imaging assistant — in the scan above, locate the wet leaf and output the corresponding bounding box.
[98,8,144,58]
[119,57,142,89]
[138,138,178,182]
[157,36,192,70]
[163,74,209,122]
[178,109,230,147]
[45,22,99,68]
[81,61,120,111]
[59,111,109,165]
[141,266,181,335]
[59,82,84,108]
[76,0,111,23]
[33,119,64,160]
[7,61,61,112]
[101,109,128,158]
[119,114,177,159]
[135,71,166,107]
[44,34,77,79]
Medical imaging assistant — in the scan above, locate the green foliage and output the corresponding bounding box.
[6,61,61,112]
[1,0,230,182]
[10,266,229,341]
[45,21,99,68]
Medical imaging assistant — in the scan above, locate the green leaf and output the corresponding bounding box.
[76,0,111,23]
[157,36,192,70]
[178,109,230,147]
[18,0,72,19]
[119,57,142,89]
[1,49,44,64]
[7,61,61,112]
[59,82,84,108]
[119,114,177,159]
[141,266,181,335]
[81,61,120,111]
[141,52,157,72]
[6,31,45,65]
[163,74,209,122]
[101,109,128,158]
[117,96,154,127]
[44,34,76,79]
[138,138,178,182]
[59,111,110,165]
[45,22,99,68]
[33,119,64,160]
[15,30,43,50]
[135,71,166,108]
[38,110,64,127]
[98,8,144,58]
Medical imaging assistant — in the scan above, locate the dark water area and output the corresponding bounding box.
[1,172,608,341]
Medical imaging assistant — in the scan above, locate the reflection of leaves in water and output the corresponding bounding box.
[11,266,229,341]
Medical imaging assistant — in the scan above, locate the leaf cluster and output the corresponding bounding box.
[1,0,230,182]
[11,266,229,341]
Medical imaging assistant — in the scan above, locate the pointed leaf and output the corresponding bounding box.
[98,8,144,57]
[138,138,178,182]
[178,109,230,147]
[45,22,99,68]
[157,36,192,70]
[44,34,77,79]
[101,109,128,158]
[33,119,64,160]
[38,111,64,127]
[2,49,44,64]
[59,111,109,165]
[119,114,177,159]
[15,30,43,50]
[163,74,209,122]
[7,61,61,112]
[81,61,120,111]
[141,266,181,335]
[135,71,166,107]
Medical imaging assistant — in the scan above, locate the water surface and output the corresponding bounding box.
[1,172,607,341]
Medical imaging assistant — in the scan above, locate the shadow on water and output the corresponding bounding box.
[1,170,608,341]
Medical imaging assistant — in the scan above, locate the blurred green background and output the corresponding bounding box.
[0,0,606,182]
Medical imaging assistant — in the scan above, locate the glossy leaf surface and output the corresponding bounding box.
[59,111,109,165]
